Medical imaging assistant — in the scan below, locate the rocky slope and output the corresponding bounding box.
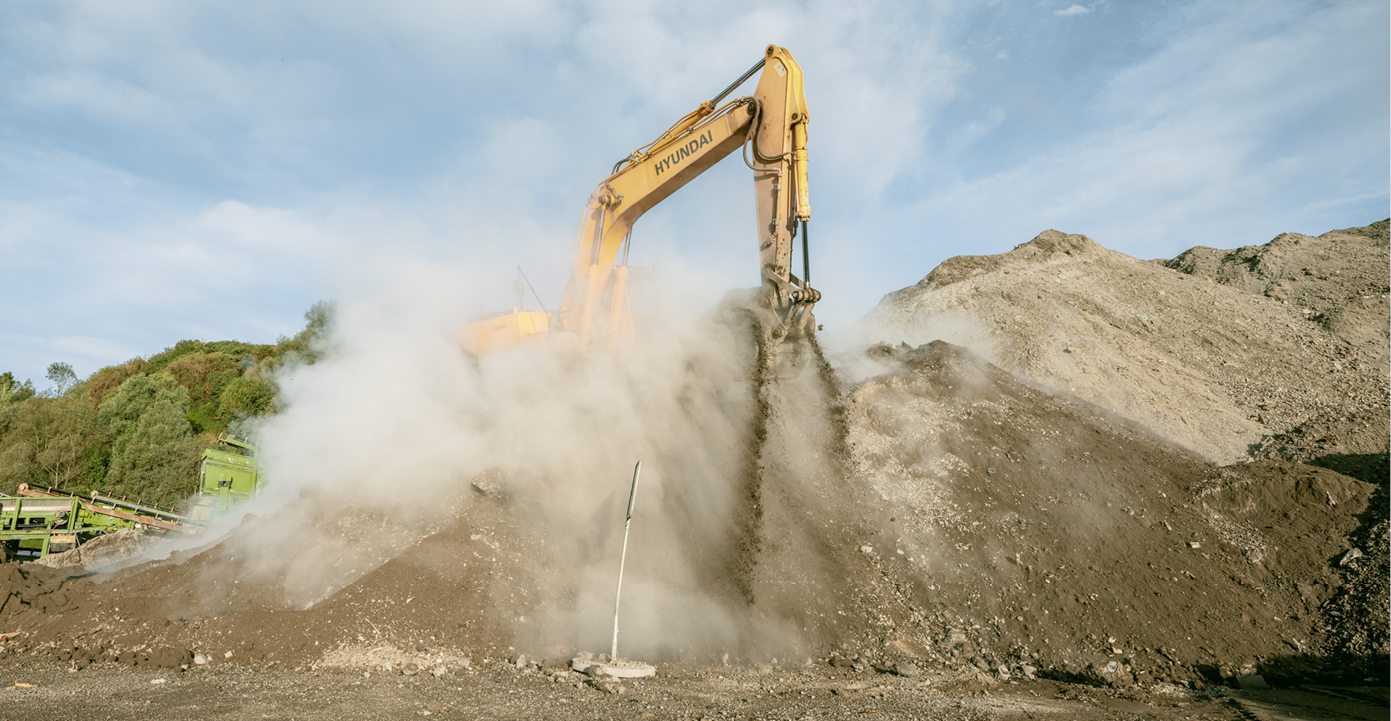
[855,221,1389,466]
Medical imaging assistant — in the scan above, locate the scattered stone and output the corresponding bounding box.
[588,670,622,694]
[470,469,506,497]
[402,662,420,676]
[829,655,854,668]
[1339,548,1363,566]
[893,662,920,678]
[940,630,967,651]
[1087,660,1134,688]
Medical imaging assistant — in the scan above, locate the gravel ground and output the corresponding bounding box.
[0,658,1385,721]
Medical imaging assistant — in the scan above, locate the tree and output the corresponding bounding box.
[304,300,334,335]
[34,396,97,490]
[272,300,336,366]
[0,393,98,493]
[0,372,35,404]
[46,362,77,396]
[104,395,201,504]
[98,373,200,504]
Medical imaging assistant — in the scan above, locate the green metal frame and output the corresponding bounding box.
[0,495,138,560]
[1,434,264,560]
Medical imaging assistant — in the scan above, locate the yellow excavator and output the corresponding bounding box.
[458,45,818,368]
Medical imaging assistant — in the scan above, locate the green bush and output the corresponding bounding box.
[216,375,276,425]
[84,358,147,405]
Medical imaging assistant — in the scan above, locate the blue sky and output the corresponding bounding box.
[3,0,1387,387]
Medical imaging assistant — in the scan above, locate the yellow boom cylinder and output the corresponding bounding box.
[792,116,811,221]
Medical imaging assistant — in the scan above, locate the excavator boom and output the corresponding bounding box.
[459,45,818,363]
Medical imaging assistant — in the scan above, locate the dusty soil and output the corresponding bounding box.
[0,221,1384,718]
[0,656,1388,720]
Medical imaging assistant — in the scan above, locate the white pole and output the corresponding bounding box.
[611,461,641,662]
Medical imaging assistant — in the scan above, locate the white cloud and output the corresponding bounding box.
[1055,4,1091,17]
[949,107,1007,152]
[0,0,1384,384]
[903,1,1388,260]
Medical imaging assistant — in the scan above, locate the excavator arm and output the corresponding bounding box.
[460,45,818,363]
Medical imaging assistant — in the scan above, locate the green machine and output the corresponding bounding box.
[0,487,198,561]
[191,433,263,521]
[0,434,262,561]
[0,495,123,561]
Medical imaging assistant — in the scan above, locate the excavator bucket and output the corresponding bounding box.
[771,335,813,378]
[716,287,815,379]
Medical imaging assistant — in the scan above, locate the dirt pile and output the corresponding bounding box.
[1163,220,1389,371]
[0,342,1378,685]
[855,221,1389,465]
[840,340,1378,684]
[0,219,1383,691]
[1164,219,1390,482]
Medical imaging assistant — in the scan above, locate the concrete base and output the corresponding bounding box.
[572,658,657,678]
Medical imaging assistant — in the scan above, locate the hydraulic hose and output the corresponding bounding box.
[745,98,789,164]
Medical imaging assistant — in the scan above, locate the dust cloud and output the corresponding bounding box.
[185,258,850,662]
